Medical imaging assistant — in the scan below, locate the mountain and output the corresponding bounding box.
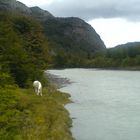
[114,42,140,49]
[0,0,31,14]
[29,6,106,54]
[108,42,140,58]
[30,6,54,21]
[0,0,139,70]
[0,0,106,67]
[0,0,54,18]
[43,17,106,53]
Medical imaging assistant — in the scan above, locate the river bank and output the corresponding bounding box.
[46,72,73,89]
[0,84,75,140]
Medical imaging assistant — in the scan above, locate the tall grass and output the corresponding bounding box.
[0,86,74,140]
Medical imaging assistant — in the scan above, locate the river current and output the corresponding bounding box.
[48,69,140,140]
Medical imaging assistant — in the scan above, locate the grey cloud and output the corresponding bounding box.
[41,0,140,21]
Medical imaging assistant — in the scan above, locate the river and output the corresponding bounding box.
[47,68,140,140]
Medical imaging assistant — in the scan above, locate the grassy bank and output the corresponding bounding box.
[0,11,75,140]
[0,85,74,140]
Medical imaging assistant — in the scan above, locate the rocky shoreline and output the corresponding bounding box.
[45,71,75,140]
[46,72,73,89]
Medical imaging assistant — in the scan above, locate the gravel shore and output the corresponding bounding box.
[46,72,72,89]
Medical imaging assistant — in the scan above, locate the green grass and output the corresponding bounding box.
[0,86,75,140]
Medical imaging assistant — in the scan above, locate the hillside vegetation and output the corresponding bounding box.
[0,0,140,69]
[0,13,51,87]
[84,42,140,69]
[0,13,74,140]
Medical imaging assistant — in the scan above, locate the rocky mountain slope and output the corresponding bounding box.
[43,17,106,54]
[0,0,107,67]
[0,0,106,51]
[0,0,31,14]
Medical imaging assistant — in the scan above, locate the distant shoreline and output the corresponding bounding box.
[47,67,140,72]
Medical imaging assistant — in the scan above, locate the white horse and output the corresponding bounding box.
[33,80,42,96]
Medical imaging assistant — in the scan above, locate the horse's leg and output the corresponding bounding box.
[35,88,38,95]
[37,88,40,96]
[40,88,42,96]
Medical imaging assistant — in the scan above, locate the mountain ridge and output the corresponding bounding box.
[43,17,106,52]
[0,0,108,68]
[0,0,106,53]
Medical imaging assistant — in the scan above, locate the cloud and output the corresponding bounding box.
[40,0,140,21]
[89,18,140,47]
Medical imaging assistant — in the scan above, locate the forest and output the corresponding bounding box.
[49,42,140,69]
[84,43,140,69]
[0,13,50,87]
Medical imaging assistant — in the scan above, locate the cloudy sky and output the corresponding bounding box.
[18,0,140,48]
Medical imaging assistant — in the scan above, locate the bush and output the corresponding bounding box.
[0,72,15,88]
